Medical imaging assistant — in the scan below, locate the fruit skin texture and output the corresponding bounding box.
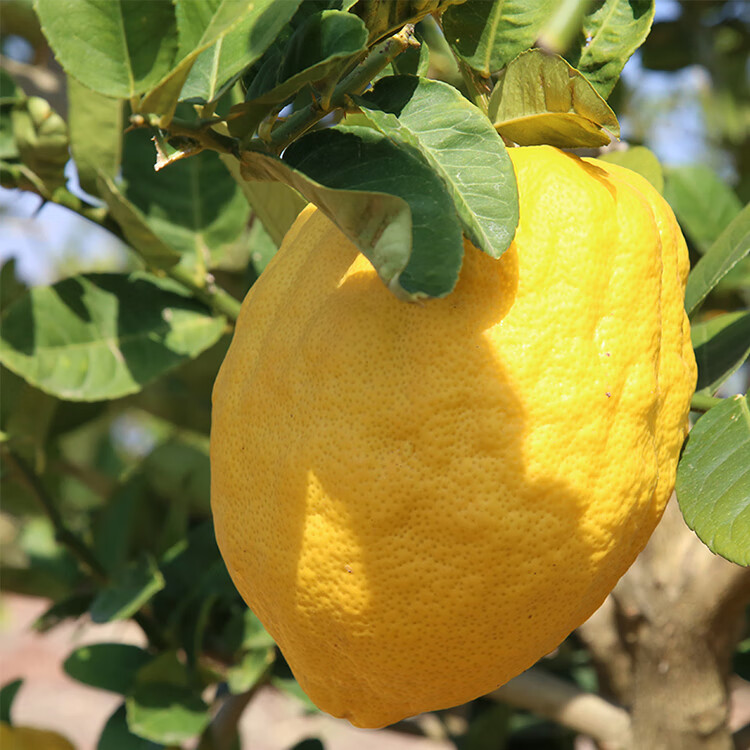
[210,145,697,728]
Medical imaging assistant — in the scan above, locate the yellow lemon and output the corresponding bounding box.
[0,723,75,750]
[210,145,696,728]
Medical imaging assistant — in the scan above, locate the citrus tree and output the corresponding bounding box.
[1,1,748,749]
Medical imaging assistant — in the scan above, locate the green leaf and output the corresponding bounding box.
[664,165,743,255]
[142,436,210,513]
[34,593,94,633]
[34,0,179,99]
[442,0,555,76]
[357,75,518,259]
[178,0,302,104]
[0,274,226,401]
[226,647,275,694]
[141,0,300,122]
[488,49,620,147]
[220,154,306,246]
[97,177,182,270]
[90,555,165,623]
[676,394,750,566]
[0,679,22,724]
[598,145,664,193]
[98,705,164,750]
[120,130,250,264]
[244,10,368,106]
[291,741,324,750]
[685,204,750,316]
[67,77,123,196]
[692,312,750,395]
[127,653,210,744]
[566,0,655,98]
[243,125,464,299]
[64,644,151,694]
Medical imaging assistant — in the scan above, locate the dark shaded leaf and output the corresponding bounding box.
[685,204,750,316]
[64,644,152,694]
[692,312,750,395]
[98,704,164,750]
[0,680,22,724]
[120,130,250,264]
[242,126,464,299]
[244,10,368,107]
[90,555,165,623]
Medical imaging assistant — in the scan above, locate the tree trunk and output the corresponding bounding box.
[578,498,750,750]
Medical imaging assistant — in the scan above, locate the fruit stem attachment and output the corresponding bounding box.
[690,393,724,413]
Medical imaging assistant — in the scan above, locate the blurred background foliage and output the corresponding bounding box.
[0,1,748,749]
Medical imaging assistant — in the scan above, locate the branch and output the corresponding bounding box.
[268,24,419,151]
[490,668,631,750]
[2,163,242,322]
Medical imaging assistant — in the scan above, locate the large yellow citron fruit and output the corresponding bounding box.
[211,145,697,728]
[0,723,75,750]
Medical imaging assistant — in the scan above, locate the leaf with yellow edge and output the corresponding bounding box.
[488,49,620,148]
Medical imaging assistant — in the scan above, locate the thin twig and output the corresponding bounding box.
[2,447,169,649]
[267,24,419,151]
[691,393,724,413]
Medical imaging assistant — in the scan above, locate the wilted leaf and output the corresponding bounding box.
[685,204,750,316]
[90,555,165,623]
[676,394,750,566]
[34,0,178,99]
[67,77,123,196]
[0,274,226,401]
[488,49,620,147]
[242,125,464,299]
[64,644,151,694]
[664,165,743,254]
[692,312,750,395]
[442,0,555,76]
[566,0,655,98]
[358,75,518,258]
[598,145,664,193]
